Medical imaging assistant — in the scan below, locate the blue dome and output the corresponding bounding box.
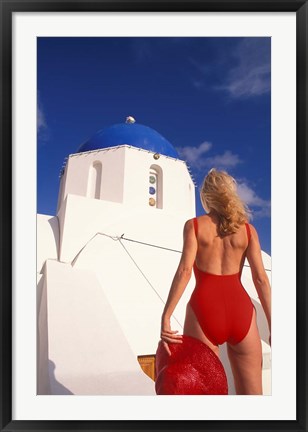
[77,122,179,158]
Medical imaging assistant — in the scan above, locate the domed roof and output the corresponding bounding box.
[77,118,179,158]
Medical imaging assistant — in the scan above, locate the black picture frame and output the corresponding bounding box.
[1,0,307,431]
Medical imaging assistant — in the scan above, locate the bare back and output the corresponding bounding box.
[194,214,250,275]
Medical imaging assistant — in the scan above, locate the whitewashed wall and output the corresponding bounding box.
[57,146,195,214]
[37,259,155,395]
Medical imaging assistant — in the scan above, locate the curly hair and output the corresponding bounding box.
[200,168,251,236]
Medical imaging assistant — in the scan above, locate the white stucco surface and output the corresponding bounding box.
[37,214,59,273]
[72,231,192,355]
[37,259,155,395]
[55,192,195,263]
[57,146,195,215]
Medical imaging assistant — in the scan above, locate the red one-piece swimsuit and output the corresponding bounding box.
[188,217,256,346]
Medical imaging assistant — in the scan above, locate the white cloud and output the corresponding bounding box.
[188,57,210,90]
[216,38,271,99]
[177,141,270,219]
[37,103,46,132]
[203,150,243,170]
[177,141,212,166]
[37,93,49,144]
[251,207,271,219]
[177,142,242,172]
[237,181,271,219]
[186,39,270,98]
[224,64,270,98]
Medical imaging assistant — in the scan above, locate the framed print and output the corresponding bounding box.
[1,0,307,431]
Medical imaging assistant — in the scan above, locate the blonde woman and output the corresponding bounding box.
[160,169,271,395]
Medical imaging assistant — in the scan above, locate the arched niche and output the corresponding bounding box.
[87,160,102,199]
[149,164,163,209]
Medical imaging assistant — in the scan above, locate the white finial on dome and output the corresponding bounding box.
[125,116,136,124]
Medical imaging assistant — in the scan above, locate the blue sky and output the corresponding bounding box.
[37,37,271,254]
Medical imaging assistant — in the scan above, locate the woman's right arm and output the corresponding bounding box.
[160,219,198,354]
[246,224,271,343]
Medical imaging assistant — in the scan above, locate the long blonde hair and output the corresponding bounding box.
[200,168,251,236]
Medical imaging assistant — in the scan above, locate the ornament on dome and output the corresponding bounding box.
[125,116,136,124]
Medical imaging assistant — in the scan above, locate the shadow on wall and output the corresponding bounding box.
[48,360,74,395]
[254,300,270,343]
[48,216,60,261]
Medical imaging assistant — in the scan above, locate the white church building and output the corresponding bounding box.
[37,117,271,395]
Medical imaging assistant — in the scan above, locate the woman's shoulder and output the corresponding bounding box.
[183,218,196,232]
[245,222,259,239]
[250,223,259,233]
[197,214,212,223]
[183,215,210,232]
[184,215,211,225]
[245,220,255,230]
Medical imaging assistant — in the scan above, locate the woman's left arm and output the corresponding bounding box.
[160,219,198,353]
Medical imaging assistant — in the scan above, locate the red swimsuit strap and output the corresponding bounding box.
[193,217,198,237]
[245,222,251,242]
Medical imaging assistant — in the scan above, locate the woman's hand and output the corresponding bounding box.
[160,317,183,356]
